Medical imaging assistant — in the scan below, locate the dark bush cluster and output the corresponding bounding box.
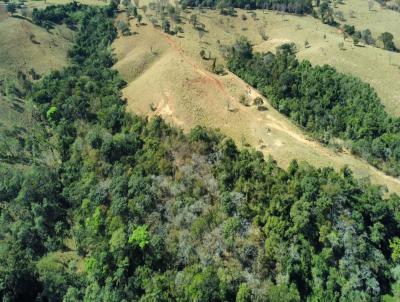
[180,0,312,14]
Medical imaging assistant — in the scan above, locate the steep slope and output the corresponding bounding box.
[0,13,73,79]
[0,8,72,164]
[252,10,400,117]
[113,11,400,194]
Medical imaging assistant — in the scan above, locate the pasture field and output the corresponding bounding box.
[0,4,71,165]
[113,4,400,193]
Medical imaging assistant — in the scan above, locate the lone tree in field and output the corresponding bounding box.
[137,14,142,25]
[162,19,170,33]
[379,32,397,52]
[189,14,198,28]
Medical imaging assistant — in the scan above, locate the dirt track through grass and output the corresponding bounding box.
[113,10,400,194]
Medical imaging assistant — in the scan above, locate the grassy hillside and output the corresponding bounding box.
[0,7,73,79]
[337,0,400,46]
[0,3,73,165]
[252,10,400,117]
[113,6,400,194]
[2,5,400,301]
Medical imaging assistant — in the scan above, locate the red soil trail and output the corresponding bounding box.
[159,30,236,102]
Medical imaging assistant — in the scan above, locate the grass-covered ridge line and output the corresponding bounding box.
[228,38,400,177]
[2,3,400,302]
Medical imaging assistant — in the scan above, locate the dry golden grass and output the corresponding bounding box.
[251,4,400,117]
[0,6,73,167]
[0,11,73,79]
[336,0,400,46]
[113,7,400,194]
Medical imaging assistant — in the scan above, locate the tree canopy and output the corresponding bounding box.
[180,0,312,14]
[1,4,400,302]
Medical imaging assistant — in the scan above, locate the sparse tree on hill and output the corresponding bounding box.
[335,10,344,21]
[162,19,170,33]
[253,97,263,106]
[189,14,198,28]
[379,32,397,52]
[126,4,137,18]
[150,16,158,27]
[158,0,168,12]
[6,2,17,15]
[368,0,374,11]
[198,29,205,41]
[343,24,355,36]
[118,20,131,35]
[122,0,131,8]
[137,14,142,25]
[361,29,375,45]
[258,27,268,41]
[20,5,28,18]
[319,1,335,24]
[174,25,183,34]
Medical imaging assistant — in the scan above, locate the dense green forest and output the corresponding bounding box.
[2,3,400,301]
[179,0,312,14]
[227,38,400,177]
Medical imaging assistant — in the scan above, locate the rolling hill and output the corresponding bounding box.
[113,4,400,193]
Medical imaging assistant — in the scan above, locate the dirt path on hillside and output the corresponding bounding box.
[161,32,319,144]
[160,30,324,151]
[161,30,400,189]
[161,32,236,103]
[117,25,400,192]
